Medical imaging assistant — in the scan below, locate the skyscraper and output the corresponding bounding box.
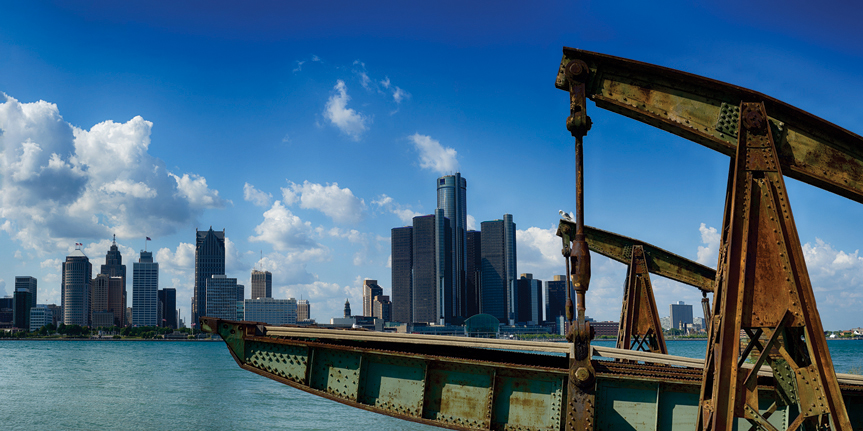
[412,211,451,324]
[100,236,127,326]
[205,275,237,320]
[517,274,542,325]
[391,226,413,323]
[62,249,92,326]
[91,274,111,326]
[362,279,383,317]
[13,287,33,330]
[158,288,177,328]
[436,173,467,319]
[193,227,225,326]
[373,295,392,322]
[545,275,567,324]
[14,276,37,312]
[465,230,481,317]
[133,251,159,326]
[669,301,693,331]
[251,270,272,299]
[480,214,517,324]
[244,298,297,325]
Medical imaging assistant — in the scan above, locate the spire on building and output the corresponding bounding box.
[344,298,351,318]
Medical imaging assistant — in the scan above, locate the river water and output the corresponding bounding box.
[2,339,861,430]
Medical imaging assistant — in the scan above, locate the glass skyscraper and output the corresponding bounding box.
[193,227,225,326]
[251,270,272,299]
[133,251,159,326]
[100,236,127,326]
[480,214,517,324]
[436,173,466,319]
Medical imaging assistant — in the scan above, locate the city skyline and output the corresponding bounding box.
[2,3,863,329]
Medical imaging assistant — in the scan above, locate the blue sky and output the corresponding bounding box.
[2,1,863,329]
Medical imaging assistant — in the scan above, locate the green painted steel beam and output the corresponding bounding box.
[556,48,863,204]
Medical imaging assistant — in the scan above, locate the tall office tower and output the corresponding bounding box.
[91,274,111,326]
[465,230,482,317]
[373,295,392,322]
[133,251,159,326]
[545,275,567,324]
[235,284,245,320]
[391,226,413,323]
[412,211,452,324]
[62,249,92,326]
[516,274,543,325]
[46,304,62,326]
[14,276,37,311]
[436,173,467,319]
[100,236,126,326]
[13,287,33,330]
[0,297,14,326]
[205,275,237,320]
[244,298,298,325]
[297,299,310,321]
[158,288,177,328]
[669,301,694,331]
[362,279,383,317]
[343,298,352,318]
[480,214,517,324]
[251,270,272,299]
[193,227,225,326]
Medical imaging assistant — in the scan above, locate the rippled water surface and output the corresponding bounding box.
[2,338,862,429]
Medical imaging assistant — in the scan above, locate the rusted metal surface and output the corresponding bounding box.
[693,102,851,430]
[556,48,863,205]
[615,245,667,354]
[578,224,716,293]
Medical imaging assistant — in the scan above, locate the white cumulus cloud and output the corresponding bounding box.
[249,201,326,253]
[243,182,272,207]
[282,181,365,224]
[373,193,421,224]
[409,133,459,174]
[696,223,720,267]
[324,80,368,141]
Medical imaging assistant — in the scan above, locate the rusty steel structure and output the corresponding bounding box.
[203,49,863,430]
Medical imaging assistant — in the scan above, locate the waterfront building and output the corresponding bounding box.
[193,227,225,327]
[251,270,272,299]
[15,276,37,311]
[236,284,245,320]
[0,297,12,327]
[373,295,392,322]
[391,226,413,323]
[46,304,61,326]
[91,274,110,326]
[158,288,177,328]
[516,274,542,325]
[362,279,383,317]
[205,275,238,320]
[133,251,159,326]
[92,311,114,327]
[465,230,481,318]
[545,275,567,324]
[480,214,517,324]
[436,173,467,320]
[244,298,297,325]
[297,299,310,321]
[670,301,693,331]
[100,236,127,326]
[414,211,452,324]
[29,305,53,331]
[62,249,92,326]
[13,287,33,330]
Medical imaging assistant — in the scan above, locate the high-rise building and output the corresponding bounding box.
[373,295,392,322]
[436,173,467,319]
[343,298,352,318]
[244,298,297,325]
[15,276,37,312]
[100,236,126,326]
[412,211,452,324]
[362,279,383,317]
[193,227,225,327]
[206,275,237,320]
[517,274,543,325]
[13,287,33,330]
[158,288,177,328]
[391,226,413,323]
[545,275,567,324]
[91,274,110,326]
[465,230,481,317]
[480,214,517,324]
[0,297,13,327]
[669,301,693,331]
[297,299,310,321]
[251,270,272,299]
[62,249,92,326]
[133,251,159,326]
